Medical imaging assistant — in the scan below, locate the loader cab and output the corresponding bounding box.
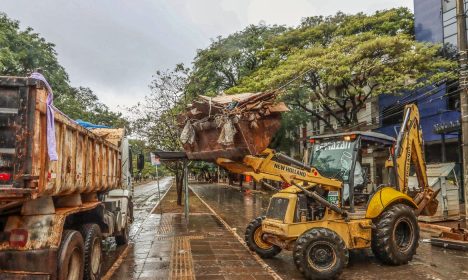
[308,131,395,210]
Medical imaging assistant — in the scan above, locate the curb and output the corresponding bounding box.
[190,185,284,280]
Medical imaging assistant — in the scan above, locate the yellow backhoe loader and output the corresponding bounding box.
[216,104,440,279]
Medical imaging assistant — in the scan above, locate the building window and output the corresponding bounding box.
[447,82,460,110]
[311,103,321,113]
[442,0,456,12]
[442,0,468,48]
[311,119,320,135]
[381,103,405,126]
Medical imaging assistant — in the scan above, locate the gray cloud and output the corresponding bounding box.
[0,0,412,110]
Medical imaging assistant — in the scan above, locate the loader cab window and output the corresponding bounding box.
[309,140,356,182]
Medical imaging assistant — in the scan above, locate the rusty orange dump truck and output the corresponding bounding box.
[0,76,133,279]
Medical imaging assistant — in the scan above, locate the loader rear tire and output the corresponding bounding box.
[57,230,84,280]
[245,216,281,258]
[80,224,102,280]
[371,204,419,265]
[293,228,348,280]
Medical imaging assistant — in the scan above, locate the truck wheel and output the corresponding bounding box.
[244,216,281,258]
[116,212,130,245]
[371,204,419,265]
[293,228,348,280]
[80,224,102,280]
[57,230,84,280]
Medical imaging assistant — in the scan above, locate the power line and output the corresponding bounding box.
[300,77,460,134]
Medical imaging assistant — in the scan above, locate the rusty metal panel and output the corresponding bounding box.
[180,91,288,161]
[0,77,123,202]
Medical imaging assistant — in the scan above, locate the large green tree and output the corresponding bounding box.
[229,33,457,130]
[186,24,287,97]
[183,8,424,144]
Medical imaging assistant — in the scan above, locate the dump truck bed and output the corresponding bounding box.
[0,76,122,203]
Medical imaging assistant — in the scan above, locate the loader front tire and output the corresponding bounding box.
[293,228,348,280]
[245,216,281,258]
[371,204,419,265]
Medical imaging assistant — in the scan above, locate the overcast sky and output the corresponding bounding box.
[0,0,413,111]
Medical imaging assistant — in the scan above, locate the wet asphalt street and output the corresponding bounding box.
[101,178,173,278]
[191,183,468,280]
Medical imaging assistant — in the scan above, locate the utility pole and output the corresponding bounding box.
[456,0,468,219]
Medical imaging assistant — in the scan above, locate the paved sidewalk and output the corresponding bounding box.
[111,185,278,280]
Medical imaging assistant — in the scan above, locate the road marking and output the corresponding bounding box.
[102,179,174,280]
[190,186,284,280]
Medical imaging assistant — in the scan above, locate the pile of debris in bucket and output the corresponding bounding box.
[179,91,288,161]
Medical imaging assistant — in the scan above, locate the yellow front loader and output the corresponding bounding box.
[217,104,439,280]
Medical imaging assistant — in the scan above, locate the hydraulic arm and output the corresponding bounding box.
[386,104,439,215]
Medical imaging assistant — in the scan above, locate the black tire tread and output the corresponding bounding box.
[80,223,102,280]
[293,228,348,280]
[244,216,281,258]
[371,204,419,265]
[57,230,84,280]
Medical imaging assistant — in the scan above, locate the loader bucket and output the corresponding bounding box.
[179,91,288,161]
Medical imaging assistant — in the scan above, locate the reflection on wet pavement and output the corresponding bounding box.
[191,183,468,280]
[110,180,278,280]
[102,178,173,279]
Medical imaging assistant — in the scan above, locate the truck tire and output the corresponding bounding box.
[80,224,103,280]
[244,216,281,258]
[115,211,130,245]
[371,204,419,265]
[57,230,84,280]
[293,228,348,280]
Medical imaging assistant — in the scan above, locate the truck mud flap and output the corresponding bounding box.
[0,248,57,278]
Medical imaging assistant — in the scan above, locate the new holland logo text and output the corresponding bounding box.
[273,163,307,177]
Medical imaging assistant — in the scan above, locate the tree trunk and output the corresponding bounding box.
[175,170,183,206]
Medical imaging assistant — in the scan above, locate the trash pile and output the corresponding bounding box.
[179,91,288,161]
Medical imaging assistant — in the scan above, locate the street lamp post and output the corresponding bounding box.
[456,0,468,219]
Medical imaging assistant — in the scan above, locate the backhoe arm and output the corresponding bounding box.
[387,104,439,215]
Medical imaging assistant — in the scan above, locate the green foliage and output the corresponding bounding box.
[186,24,287,97]
[0,13,70,97]
[258,8,414,69]
[129,65,189,154]
[0,12,125,127]
[182,8,430,139]
[59,87,128,127]
[227,12,456,131]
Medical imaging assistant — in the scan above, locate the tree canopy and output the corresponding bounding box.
[180,7,456,152]
[186,24,287,97]
[229,33,457,130]
[128,65,189,204]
